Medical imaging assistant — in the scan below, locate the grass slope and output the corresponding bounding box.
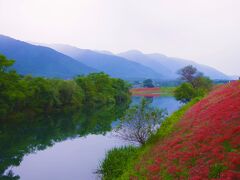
[100,96,199,180]
[130,81,240,179]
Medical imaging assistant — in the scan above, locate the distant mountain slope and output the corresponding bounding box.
[118,50,230,80]
[0,35,96,78]
[118,50,173,78]
[48,44,162,80]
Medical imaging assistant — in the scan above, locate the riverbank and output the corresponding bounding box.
[100,98,199,180]
[101,81,240,179]
[130,87,175,97]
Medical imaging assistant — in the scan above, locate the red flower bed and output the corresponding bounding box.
[130,88,160,92]
[130,88,161,97]
[135,81,240,179]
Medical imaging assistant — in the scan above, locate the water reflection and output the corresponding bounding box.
[1,96,181,180]
[0,104,129,179]
[132,96,181,114]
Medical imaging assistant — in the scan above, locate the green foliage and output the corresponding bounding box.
[175,65,213,103]
[0,54,15,73]
[143,79,154,87]
[174,83,196,103]
[192,76,212,88]
[209,164,227,178]
[0,54,130,120]
[99,146,138,180]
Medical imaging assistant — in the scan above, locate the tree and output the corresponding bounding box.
[174,83,196,103]
[192,76,212,90]
[175,65,213,103]
[0,53,130,119]
[113,98,166,145]
[0,54,15,73]
[178,65,202,84]
[143,79,154,87]
[0,55,22,117]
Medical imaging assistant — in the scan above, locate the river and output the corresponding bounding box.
[1,96,181,180]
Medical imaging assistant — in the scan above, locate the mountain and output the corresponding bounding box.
[0,35,96,78]
[47,44,162,80]
[0,35,229,80]
[118,50,230,80]
[118,50,173,79]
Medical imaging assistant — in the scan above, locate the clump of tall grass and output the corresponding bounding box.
[98,146,138,180]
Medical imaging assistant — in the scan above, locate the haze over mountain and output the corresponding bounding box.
[47,44,162,80]
[0,35,231,80]
[0,35,96,78]
[118,50,230,80]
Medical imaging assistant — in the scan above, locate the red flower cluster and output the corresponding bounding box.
[136,81,240,179]
[130,88,161,97]
[130,88,161,92]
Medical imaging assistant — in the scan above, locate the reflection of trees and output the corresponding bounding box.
[130,96,153,106]
[144,96,153,104]
[0,103,129,179]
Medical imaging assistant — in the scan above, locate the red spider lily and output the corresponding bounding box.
[134,81,240,179]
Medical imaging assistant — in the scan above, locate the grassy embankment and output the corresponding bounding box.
[100,97,200,180]
[101,81,240,179]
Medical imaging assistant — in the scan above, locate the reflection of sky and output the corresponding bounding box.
[132,96,182,114]
[13,133,128,180]
[12,96,181,180]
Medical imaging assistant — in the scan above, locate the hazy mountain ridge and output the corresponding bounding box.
[118,50,173,78]
[0,35,231,80]
[0,35,97,78]
[47,44,163,80]
[118,50,230,80]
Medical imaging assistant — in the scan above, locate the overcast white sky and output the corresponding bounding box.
[0,0,239,75]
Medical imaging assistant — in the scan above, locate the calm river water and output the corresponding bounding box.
[1,96,181,180]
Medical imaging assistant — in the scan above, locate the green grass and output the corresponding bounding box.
[100,98,200,179]
[159,87,176,96]
[99,146,138,180]
[209,163,228,178]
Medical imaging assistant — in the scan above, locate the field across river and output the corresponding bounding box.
[130,87,175,97]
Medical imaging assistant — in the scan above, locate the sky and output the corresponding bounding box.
[0,0,239,76]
